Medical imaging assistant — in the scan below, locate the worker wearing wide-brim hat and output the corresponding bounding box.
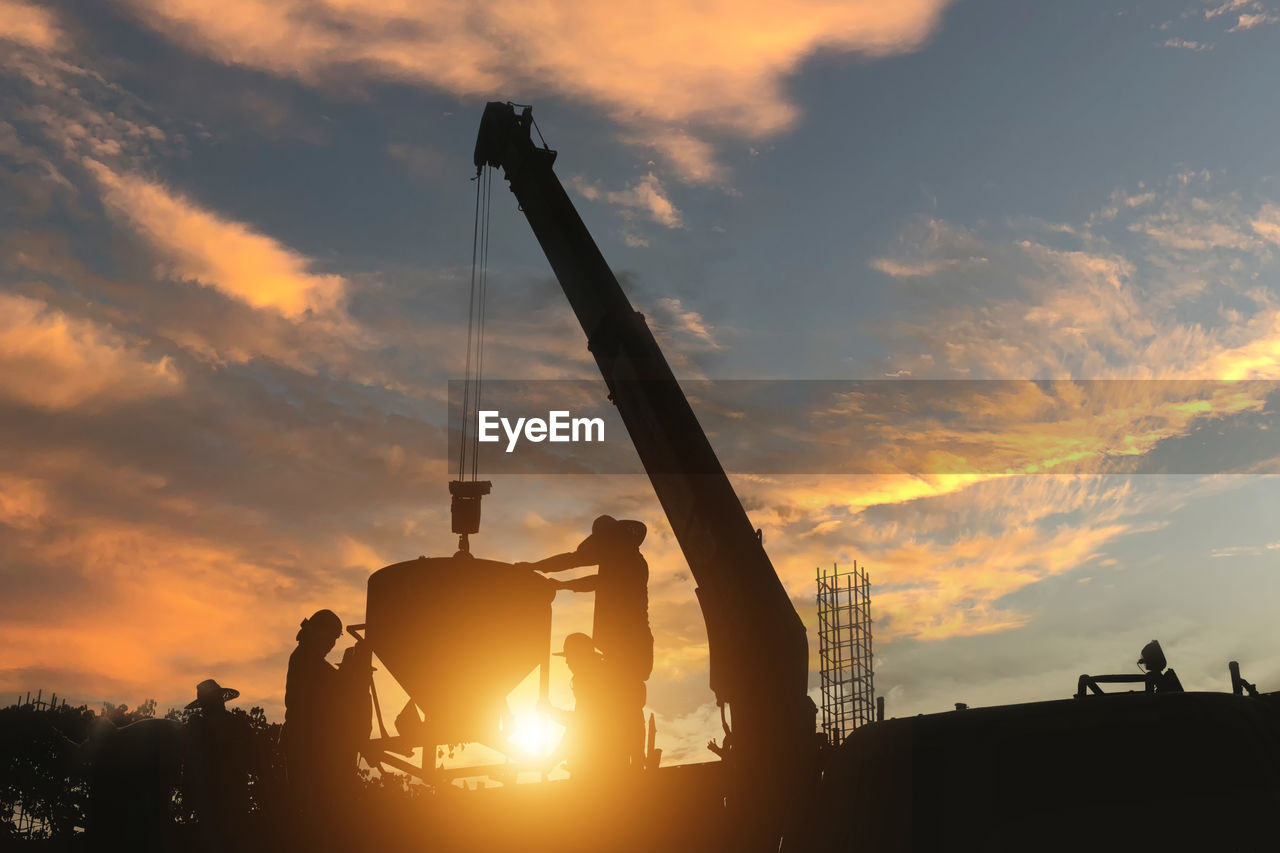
[186,678,240,711]
[183,678,253,850]
[542,632,633,778]
[551,632,643,709]
[553,631,602,662]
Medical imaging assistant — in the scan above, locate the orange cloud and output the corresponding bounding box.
[0,0,64,51]
[876,179,1280,383]
[871,521,1130,640]
[745,473,1151,642]
[0,498,368,712]
[84,159,345,318]
[1230,12,1279,30]
[1205,0,1254,19]
[572,173,683,228]
[872,256,976,278]
[1208,319,1280,379]
[0,293,181,411]
[1251,204,1280,245]
[625,128,729,186]
[117,0,953,180]
[649,297,722,364]
[0,473,49,529]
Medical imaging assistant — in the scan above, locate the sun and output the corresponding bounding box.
[506,712,562,758]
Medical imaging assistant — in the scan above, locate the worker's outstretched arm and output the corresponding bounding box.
[555,574,598,593]
[521,552,591,573]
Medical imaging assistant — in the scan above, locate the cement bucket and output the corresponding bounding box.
[365,555,555,750]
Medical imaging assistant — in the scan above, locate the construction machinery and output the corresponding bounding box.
[349,101,816,850]
[350,102,1280,851]
[470,101,817,841]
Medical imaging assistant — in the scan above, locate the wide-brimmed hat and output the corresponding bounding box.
[552,632,601,660]
[590,515,647,547]
[186,678,239,709]
[618,519,646,546]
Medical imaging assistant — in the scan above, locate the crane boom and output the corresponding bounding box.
[475,102,815,845]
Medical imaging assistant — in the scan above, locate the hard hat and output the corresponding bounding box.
[299,608,342,642]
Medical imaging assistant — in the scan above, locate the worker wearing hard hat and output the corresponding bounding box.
[521,515,653,767]
[282,609,371,844]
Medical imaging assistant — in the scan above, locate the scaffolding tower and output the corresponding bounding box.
[816,562,875,746]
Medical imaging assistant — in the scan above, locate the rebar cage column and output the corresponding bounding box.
[816,563,875,746]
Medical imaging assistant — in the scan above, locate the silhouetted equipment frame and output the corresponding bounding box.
[474,101,816,848]
[1076,639,1184,697]
[1231,660,1260,697]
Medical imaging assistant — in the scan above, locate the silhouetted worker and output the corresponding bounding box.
[541,632,635,778]
[183,678,253,852]
[524,515,653,766]
[283,609,371,845]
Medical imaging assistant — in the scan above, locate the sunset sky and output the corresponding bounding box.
[5,0,1280,767]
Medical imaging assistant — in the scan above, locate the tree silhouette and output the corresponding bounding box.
[0,694,400,847]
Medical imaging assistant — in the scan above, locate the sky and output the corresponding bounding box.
[4,0,1280,768]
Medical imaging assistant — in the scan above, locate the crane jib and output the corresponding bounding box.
[474,100,817,846]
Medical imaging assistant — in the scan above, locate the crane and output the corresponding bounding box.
[355,102,1280,852]
[473,101,818,847]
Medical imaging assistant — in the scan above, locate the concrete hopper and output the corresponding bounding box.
[365,555,555,753]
